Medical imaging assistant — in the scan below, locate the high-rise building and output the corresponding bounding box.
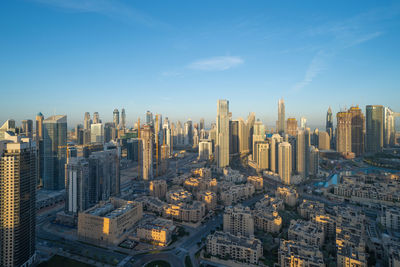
[43,115,67,190]
[349,106,365,156]
[200,118,205,131]
[36,113,44,186]
[300,117,307,129]
[83,112,91,130]
[36,112,44,140]
[296,128,310,178]
[336,111,352,153]
[252,119,265,161]
[286,118,298,137]
[199,140,212,160]
[216,100,230,168]
[256,142,269,170]
[113,109,119,128]
[93,112,100,124]
[21,119,33,138]
[277,98,285,134]
[141,125,153,180]
[384,107,396,147]
[0,119,16,140]
[229,120,239,156]
[278,142,292,185]
[270,134,282,174]
[146,111,153,126]
[0,136,37,267]
[121,108,126,129]
[149,180,167,199]
[90,123,104,144]
[318,131,330,150]
[65,157,90,216]
[309,146,319,177]
[326,107,333,138]
[366,105,384,153]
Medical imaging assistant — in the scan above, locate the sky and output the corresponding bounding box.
[1,0,400,129]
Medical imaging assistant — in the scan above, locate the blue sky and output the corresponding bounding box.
[1,0,400,128]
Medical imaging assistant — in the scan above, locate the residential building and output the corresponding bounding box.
[223,205,254,237]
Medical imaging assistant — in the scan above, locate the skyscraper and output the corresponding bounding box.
[36,112,44,140]
[146,111,153,126]
[90,123,104,144]
[336,111,352,153]
[309,146,319,177]
[141,125,153,180]
[384,107,396,147]
[326,107,333,138]
[21,119,33,138]
[296,128,310,178]
[43,115,67,190]
[93,112,100,124]
[121,108,126,129]
[277,98,285,134]
[278,142,292,185]
[0,119,16,140]
[83,112,91,130]
[366,105,384,153]
[318,131,330,150]
[36,112,44,186]
[349,106,365,156]
[0,136,37,267]
[286,118,298,137]
[300,117,307,129]
[252,119,265,161]
[229,120,239,156]
[216,100,230,168]
[200,118,205,131]
[270,134,282,173]
[113,108,120,128]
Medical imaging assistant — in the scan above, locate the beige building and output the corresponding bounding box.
[163,201,205,223]
[278,142,292,184]
[136,196,166,214]
[279,240,325,267]
[286,118,298,137]
[276,187,298,207]
[141,125,153,180]
[318,131,330,150]
[381,206,400,231]
[206,231,262,265]
[166,188,193,204]
[223,205,254,237]
[311,213,336,239]
[136,218,175,247]
[253,206,282,234]
[220,183,255,206]
[192,167,212,178]
[337,111,352,153]
[77,198,143,246]
[298,200,325,220]
[247,176,263,191]
[149,179,167,199]
[337,246,367,267]
[255,194,284,211]
[197,191,217,211]
[288,219,325,247]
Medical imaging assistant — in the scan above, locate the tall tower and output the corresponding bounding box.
[36,112,45,186]
[384,107,395,147]
[286,118,298,137]
[121,108,126,129]
[84,112,91,130]
[146,111,153,126]
[277,98,285,134]
[113,109,119,128]
[216,100,230,168]
[21,119,33,138]
[43,115,67,190]
[336,111,352,153]
[65,157,89,216]
[0,136,37,267]
[296,128,310,178]
[141,125,153,180]
[35,112,44,140]
[200,118,205,131]
[326,107,333,138]
[93,112,100,124]
[349,106,365,156]
[270,134,282,173]
[366,105,384,153]
[278,142,292,185]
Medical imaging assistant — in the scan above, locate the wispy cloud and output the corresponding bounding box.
[187,56,244,71]
[33,0,170,29]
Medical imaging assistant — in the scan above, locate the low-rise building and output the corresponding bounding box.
[288,219,325,247]
[278,240,325,267]
[223,205,254,237]
[192,167,212,178]
[311,213,336,238]
[247,176,263,191]
[166,188,193,204]
[163,201,205,223]
[222,167,245,183]
[197,191,217,211]
[255,194,284,211]
[220,184,255,206]
[206,231,262,265]
[253,206,282,234]
[298,200,325,220]
[135,196,166,215]
[276,187,298,207]
[381,206,400,231]
[337,246,367,267]
[136,218,175,246]
[149,180,167,199]
[77,198,142,246]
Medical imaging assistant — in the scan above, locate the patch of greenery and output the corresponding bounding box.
[145,260,172,267]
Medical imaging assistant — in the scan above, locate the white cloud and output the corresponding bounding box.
[188,56,244,71]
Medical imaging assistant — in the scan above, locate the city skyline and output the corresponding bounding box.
[1,1,400,125]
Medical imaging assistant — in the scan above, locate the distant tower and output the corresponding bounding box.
[121,108,126,129]
[0,136,37,267]
[43,115,67,190]
[366,105,384,153]
[349,106,365,156]
[216,100,230,168]
[270,134,282,173]
[93,112,100,124]
[278,142,292,185]
[141,125,153,180]
[200,118,205,131]
[146,111,153,126]
[384,107,395,147]
[36,112,44,140]
[113,109,120,128]
[336,111,352,153]
[300,117,307,129]
[296,128,310,178]
[326,107,333,138]
[21,119,33,138]
[277,98,285,134]
[84,112,91,130]
[286,118,298,137]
